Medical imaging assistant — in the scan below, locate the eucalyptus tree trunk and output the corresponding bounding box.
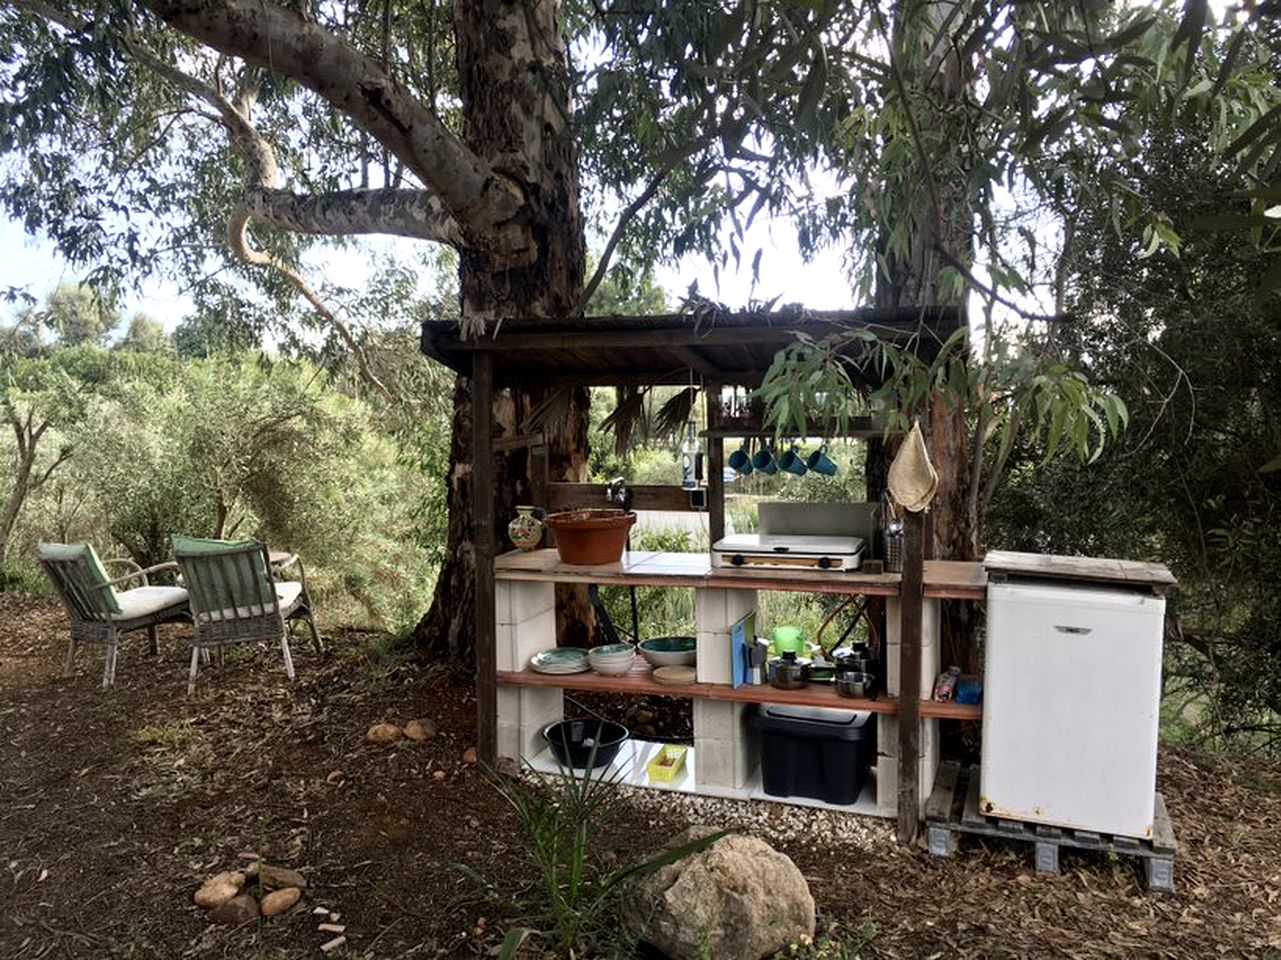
[412,0,593,660]
[874,0,978,672]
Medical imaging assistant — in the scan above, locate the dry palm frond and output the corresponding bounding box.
[654,387,697,440]
[524,386,576,441]
[599,386,650,456]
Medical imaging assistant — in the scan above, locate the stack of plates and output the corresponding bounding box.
[528,648,591,675]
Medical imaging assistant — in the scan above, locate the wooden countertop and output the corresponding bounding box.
[494,549,987,600]
[497,660,982,720]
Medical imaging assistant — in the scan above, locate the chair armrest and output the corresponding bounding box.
[105,560,179,589]
[271,552,311,597]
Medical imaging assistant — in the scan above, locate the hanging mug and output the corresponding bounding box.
[728,444,754,476]
[806,445,839,476]
[751,443,778,475]
[778,445,808,476]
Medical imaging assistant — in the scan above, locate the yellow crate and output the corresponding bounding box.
[646,744,689,782]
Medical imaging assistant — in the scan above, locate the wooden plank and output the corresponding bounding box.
[546,482,694,512]
[472,352,498,766]
[926,760,961,823]
[962,768,984,826]
[1152,793,1178,854]
[671,345,720,379]
[707,381,725,547]
[493,432,545,453]
[983,550,1175,588]
[897,508,925,844]
[922,560,987,600]
[497,661,899,713]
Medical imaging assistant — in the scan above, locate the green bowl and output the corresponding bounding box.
[638,636,696,668]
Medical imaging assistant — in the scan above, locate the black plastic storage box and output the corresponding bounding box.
[752,704,874,805]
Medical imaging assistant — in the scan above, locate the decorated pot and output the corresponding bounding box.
[508,505,544,551]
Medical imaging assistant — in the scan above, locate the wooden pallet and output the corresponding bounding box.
[925,762,1177,893]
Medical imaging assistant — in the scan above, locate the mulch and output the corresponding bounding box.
[1,594,1278,959]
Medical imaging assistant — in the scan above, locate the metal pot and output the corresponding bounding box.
[768,652,808,690]
[835,672,877,699]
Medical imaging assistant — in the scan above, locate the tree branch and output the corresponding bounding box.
[140,0,534,263]
[227,207,392,400]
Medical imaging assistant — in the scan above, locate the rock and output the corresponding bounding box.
[193,871,245,909]
[209,893,258,926]
[432,770,446,781]
[257,863,307,891]
[635,708,656,725]
[462,746,477,765]
[320,934,347,953]
[495,756,521,779]
[326,769,345,785]
[260,886,302,917]
[404,719,437,741]
[365,722,402,745]
[626,826,814,960]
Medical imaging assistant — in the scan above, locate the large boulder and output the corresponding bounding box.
[626,825,815,960]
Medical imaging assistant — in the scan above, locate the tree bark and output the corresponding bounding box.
[876,0,978,675]
[412,0,591,661]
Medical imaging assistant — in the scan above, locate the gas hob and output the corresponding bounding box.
[712,534,866,572]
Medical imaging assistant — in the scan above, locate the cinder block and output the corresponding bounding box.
[497,686,520,726]
[694,588,756,634]
[1145,857,1175,894]
[496,581,555,627]
[1035,842,1060,875]
[694,733,756,789]
[886,598,941,696]
[497,608,556,671]
[694,700,751,741]
[876,716,940,817]
[497,722,521,762]
[696,631,734,684]
[927,825,958,857]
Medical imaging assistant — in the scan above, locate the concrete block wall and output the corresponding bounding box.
[875,715,940,819]
[885,597,941,696]
[694,588,756,685]
[693,700,757,789]
[495,581,561,762]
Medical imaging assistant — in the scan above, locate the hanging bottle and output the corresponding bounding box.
[680,420,701,491]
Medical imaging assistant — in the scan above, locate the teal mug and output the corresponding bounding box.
[751,446,778,475]
[806,445,839,476]
[728,446,753,476]
[777,446,808,476]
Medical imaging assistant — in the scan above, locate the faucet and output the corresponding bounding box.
[605,477,634,512]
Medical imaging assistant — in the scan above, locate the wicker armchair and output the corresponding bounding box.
[173,538,321,695]
[36,542,189,689]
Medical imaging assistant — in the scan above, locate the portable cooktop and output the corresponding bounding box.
[712,533,866,571]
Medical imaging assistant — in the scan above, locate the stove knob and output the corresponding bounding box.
[817,556,832,569]
[730,554,745,566]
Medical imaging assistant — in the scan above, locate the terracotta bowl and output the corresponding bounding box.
[544,509,637,565]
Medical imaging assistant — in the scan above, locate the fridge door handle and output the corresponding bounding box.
[1054,625,1093,635]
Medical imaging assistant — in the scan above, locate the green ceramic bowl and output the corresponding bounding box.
[638,636,697,668]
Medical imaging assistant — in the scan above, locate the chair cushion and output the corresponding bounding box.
[173,536,269,614]
[275,581,303,615]
[172,535,257,554]
[113,586,189,621]
[37,541,122,615]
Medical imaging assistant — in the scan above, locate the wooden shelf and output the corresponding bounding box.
[497,662,982,720]
[494,549,987,600]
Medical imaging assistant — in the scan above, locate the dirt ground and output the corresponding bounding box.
[2,594,1280,959]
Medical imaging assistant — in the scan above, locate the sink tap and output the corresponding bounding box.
[606,477,633,512]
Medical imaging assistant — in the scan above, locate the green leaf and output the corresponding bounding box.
[1259,453,1281,474]
[498,927,537,960]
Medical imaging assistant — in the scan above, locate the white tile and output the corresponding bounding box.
[496,581,555,627]
[695,631,734,684]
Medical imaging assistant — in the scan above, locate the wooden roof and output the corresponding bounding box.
[420,306,964,386]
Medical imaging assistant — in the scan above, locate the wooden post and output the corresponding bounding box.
[897,507,926,843]
[706,381,725,545]
[472,352,497,766]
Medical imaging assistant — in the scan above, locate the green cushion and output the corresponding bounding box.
[36,541,121,614]
[171,535,255,555]
[172,536,271,614]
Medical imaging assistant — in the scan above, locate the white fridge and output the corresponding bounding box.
[980,580,1165,838]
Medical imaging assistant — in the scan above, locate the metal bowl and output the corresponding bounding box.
[835,672,877,699]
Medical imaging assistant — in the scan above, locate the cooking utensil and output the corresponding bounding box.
[835,672,877,699]
[768,651,808,689]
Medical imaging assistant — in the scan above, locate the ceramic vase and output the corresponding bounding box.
[508,506,544,551]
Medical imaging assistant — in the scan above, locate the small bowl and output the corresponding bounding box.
[543,719,629,769]
[638,636,697,668]
[588,642,636,675]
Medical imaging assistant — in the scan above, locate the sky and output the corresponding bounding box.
[0,204,863,332]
